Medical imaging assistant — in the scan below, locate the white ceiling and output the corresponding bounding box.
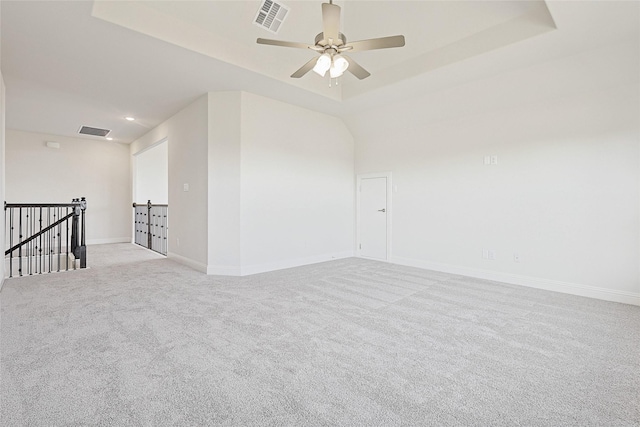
[1,1,638,144]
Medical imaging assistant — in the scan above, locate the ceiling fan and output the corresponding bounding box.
[256,0,405,80]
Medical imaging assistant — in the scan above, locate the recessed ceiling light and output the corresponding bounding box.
[106,137,113,141]
[125,116,135,121]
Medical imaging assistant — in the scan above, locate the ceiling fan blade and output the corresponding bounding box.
[257,38,313,49]
[344,35,405,52]
[343,55,371,80]
[291,57,319,78]
[321,3,341,42]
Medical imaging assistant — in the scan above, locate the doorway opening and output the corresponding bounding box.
[133,139,168,255]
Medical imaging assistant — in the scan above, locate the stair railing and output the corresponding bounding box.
[4,197,87,277]
[132,200,168,256]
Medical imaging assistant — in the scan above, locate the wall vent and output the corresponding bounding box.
[254,0,289,33]
[78,126,111,137]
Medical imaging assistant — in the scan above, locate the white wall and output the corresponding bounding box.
[0,77,5,288]
[0,2,5,288]
[131,95,209,271]
[207,92,242,274]
[5,130,131,245]
[134,139,168,204]
[346,42,640,305]
[136,92,354,275]
[238,92,355,274]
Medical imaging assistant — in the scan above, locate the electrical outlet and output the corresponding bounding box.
[490,155,498,165]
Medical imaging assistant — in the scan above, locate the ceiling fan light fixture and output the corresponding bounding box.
[312,53,332,76]
[329,54,349,78]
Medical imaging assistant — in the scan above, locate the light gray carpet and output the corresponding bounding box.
[1,243,639,426]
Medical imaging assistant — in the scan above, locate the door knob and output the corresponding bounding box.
[378,208,386,212]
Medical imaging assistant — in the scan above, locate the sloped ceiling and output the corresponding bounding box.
[91,0,555,100]
[1,1,638,143]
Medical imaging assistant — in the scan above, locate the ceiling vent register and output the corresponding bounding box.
[78,126,111,137]
[254,0,289,34]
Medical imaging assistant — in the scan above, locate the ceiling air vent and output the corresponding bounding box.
[254,0,289,34]
[78,126,111,137]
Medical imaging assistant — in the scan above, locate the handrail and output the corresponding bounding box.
[132,202,168,208]
[4,197,87,277]
[5,202,83,208]
[5,211,73,256]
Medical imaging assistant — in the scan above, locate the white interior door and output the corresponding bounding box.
[360,177,388,259]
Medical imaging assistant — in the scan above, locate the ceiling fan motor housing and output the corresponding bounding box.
[315,32,346,48]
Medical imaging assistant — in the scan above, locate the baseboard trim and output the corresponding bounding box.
[87,237,131,245]
[391,256,640,306]
[167,252,208,273]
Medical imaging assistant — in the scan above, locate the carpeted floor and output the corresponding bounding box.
[1,243,639,426]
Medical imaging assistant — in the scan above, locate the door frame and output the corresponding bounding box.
[356,172,393,261]
[132,137,168,245]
